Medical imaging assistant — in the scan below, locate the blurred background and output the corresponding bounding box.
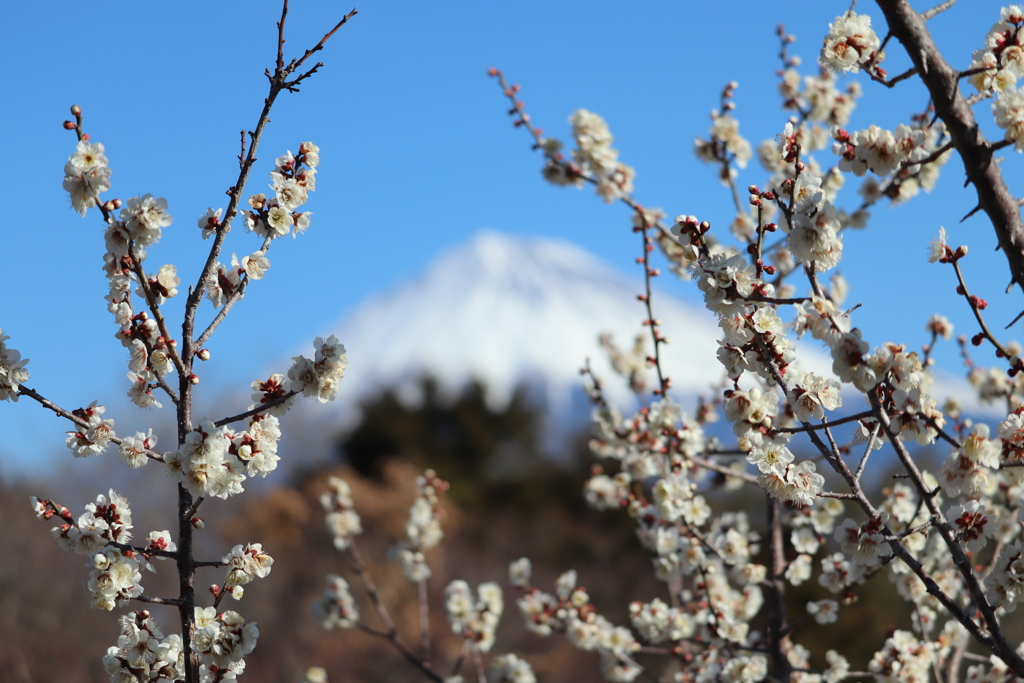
[3,1,1024,680]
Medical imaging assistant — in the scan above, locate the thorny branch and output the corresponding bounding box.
[875,0,1024,303]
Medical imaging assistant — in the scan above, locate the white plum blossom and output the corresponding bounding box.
[446,580,503,652]
[223,543,274,586]
[164,420,243,499]
[489,653,536,683]
[241,251,270,280]
[191,607,258,670]
[118,429,156,469]
[288,335,348,403]
[509,557,532,588]
[197,208,222,240]
[565,109,636,203]
[994,85,1024,151]
[65,402,116,458]
[820,11,882,74]
[0,330,30,401]
[314,575,359,629]
[85,548,144,611]
[321,476,362,550]
[63,140,112,215]
[788,372,842,422]
[120,194,172,247]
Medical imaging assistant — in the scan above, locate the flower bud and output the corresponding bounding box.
[189,374,200,385]
[210,585,221,596]
[197,349,211,361]
[111,198,123,210]
[70,104,82,116]
[191,517,205,530]
[63,120,77,130]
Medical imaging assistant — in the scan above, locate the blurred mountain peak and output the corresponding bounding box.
[323,229,726,414]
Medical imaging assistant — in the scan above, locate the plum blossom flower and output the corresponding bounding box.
[0,330,30,401]
[321,476,362,550]
[288,335,348,403]
[994,85,1024,151]
[63,140,112,215]
[191,607,258,669]
[120,194,172,247]
[241,251,270,280]
[65,402,116,457]
[788,372,842,422]
[820,11,882,74]
[314,575,359,629]
[489,654,536,683]
[566,109,636,203]
[164,420,243,499]
[118,429,156,469]
[127,372,162,410]
[223,543,274,586]
[85,548,144,611]
[446,580,504,652]
[509,557,532,588]
[197,208,222,240]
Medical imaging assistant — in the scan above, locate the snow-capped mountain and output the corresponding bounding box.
[322,230,738,414]
[273,227,996,474]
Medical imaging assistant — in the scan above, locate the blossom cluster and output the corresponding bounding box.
[968,6,1024,93]
[105,609,258,681]
[0,329,29,401]
[819,11,883,74]
[488,653,536,683]
[287,335,348,404]
[314,574,360,629]
[320,475,363,551]
[445,579,504,653]
[223,542,274,589]
[33,489,134,556]
[694,87,753,184]
[192,606,259,674]
[65,401,117,457]
[241,142,318,240]
[63,139,112,216]
[86,548,145,611]
[510,562,642,682]
[398,469,447,582]
[102,611,186,682]
[534,110,635,204]
[162,414,282,500]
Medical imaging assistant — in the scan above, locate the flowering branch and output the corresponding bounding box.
[875,0,1024,298]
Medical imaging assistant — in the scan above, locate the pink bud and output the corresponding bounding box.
[189,374,200,385]
[197,349,211,361]
[70,104,82,116]
[63,120,77,130]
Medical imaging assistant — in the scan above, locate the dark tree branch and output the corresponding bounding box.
[875,0,1024,301]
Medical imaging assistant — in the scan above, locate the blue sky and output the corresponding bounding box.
[2,1,1022,473]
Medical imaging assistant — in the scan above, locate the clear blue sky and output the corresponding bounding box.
[2,1,1021,474]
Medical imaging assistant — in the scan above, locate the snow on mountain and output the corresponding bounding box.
[300,228,989,442]
[323,230,776,414]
